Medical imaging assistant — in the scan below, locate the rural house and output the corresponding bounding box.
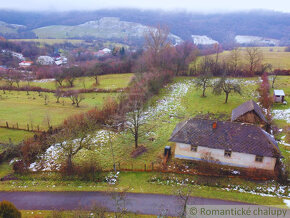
[231,100,268,127]
[19,61,33,67]
[170,118,281,171]
[273,90,285,103]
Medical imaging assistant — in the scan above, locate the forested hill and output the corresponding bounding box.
[0,9,290,44]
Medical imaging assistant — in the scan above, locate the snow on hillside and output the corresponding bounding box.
[33,17,183,45]
[235,35,280,46]
[191,35,218,45]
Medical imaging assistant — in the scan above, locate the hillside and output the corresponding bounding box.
[0,10,290,43]
[0,21,25,34]
[32,17,182,44]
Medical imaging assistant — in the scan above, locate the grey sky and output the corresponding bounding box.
[0,0,289,13]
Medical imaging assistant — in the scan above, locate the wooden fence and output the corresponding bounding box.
[0,121,46,133]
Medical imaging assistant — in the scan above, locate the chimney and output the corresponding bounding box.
[212,121,217,129]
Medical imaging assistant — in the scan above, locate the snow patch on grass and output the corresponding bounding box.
[29,130,115,171]
[272,109,290,123]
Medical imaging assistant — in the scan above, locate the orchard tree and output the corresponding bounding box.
[213,76,242,103]
[89,63,103,86]
[54,88,63,103]
[52,119,96,174]
[55,72,65,87]
[195,72,213,97]
[64,90,85,107]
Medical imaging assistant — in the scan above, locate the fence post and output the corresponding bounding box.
[152,162,154,171]
[144,164,146,171]
[6,121,8,128]
[37,125,40,131]
[17,123,19,129]
[27,124,29,131]
[131,163,133,171]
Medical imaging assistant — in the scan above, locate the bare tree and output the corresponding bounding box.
[144,25,171,69]
[52,121,96,174]
[175,185,193,218]
[43,94,49,105]
[73,92,85,107]
[227,47,241,75]
[54,88,63,103]
[271,71,279,89]
[195,73,213,97]
[125,101,151,149]
[89,63,103,86]
[213,76,242,103]
[55,72,65,87]
[245,47,263,75]
[174,41,198,75]
[64,90,85,107]
[108,189,129,218]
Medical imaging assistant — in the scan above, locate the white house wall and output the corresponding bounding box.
[175,143,276,171]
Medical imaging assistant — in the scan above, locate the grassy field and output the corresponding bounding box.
[0,73,133,91]
[216,47,290,69]
[0,73,133,143]
[9,38,85,45]
[0,128,33,144]
[0,162,13,178]
[0,91,119,130]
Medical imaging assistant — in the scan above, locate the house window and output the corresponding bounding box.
[255,155,263,162]
[224,150,232,157]
[191,145,198,152]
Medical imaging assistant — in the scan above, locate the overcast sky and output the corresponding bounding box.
[0,0,289,13]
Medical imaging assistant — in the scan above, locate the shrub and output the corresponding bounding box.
[0,201,21,218]
[13,160,26,173]
[61,159,103,181]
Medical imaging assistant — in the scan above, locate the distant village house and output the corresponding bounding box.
[37,56,55,65]
[19,61,33,67]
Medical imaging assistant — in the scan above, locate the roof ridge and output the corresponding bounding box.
[259,129,280,155]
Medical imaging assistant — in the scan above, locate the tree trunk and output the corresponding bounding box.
[134,134,138,149]
[67,154,73,174]
[202,85,206,97]
[225,92,229,103]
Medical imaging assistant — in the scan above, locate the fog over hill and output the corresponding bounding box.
[0,9,289,45]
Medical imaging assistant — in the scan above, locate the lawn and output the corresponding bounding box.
[0,91,119,131]
[0,162,13,178]
[215,47,290,69]
[0,128,33,144]
[9,39,85,45]
[0,73,134,91]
